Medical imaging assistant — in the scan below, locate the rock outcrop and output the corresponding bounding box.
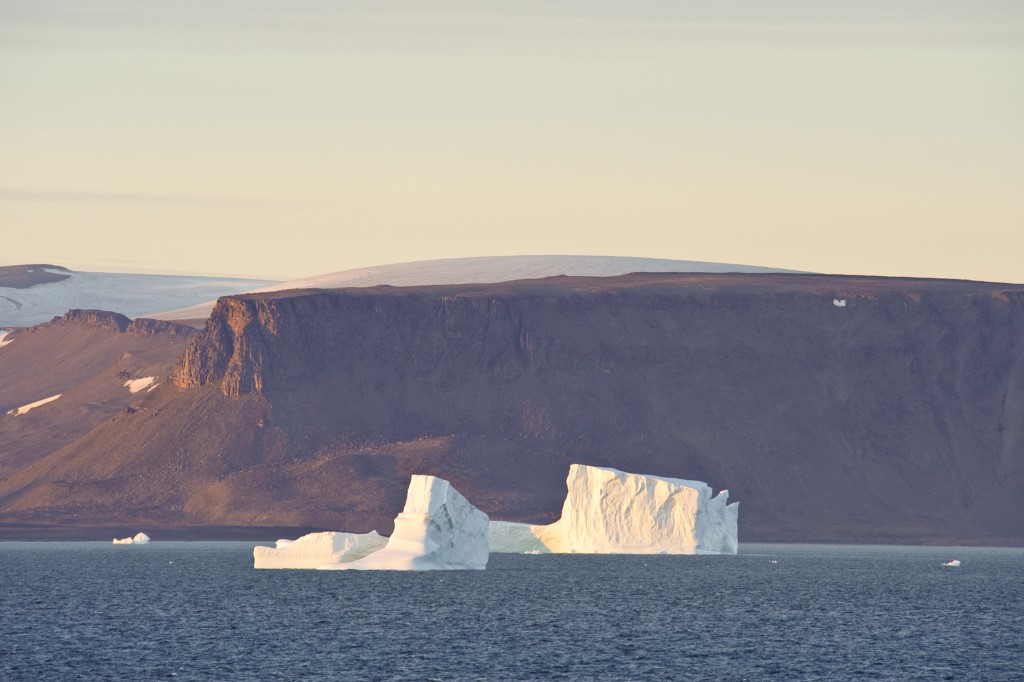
[490,464,738,554]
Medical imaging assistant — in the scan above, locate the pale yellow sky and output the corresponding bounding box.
[2,1,1022,281]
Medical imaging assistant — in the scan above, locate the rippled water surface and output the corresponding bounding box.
[1,542,1021,680]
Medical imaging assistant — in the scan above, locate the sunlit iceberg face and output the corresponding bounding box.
[490,464,738,555]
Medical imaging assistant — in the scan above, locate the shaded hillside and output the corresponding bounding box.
[0,311,197,478]
[2,273,1023,545]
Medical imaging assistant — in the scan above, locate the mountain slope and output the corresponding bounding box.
[2,272,1022,545]
[149,254,796,320]
[0,310,197,479]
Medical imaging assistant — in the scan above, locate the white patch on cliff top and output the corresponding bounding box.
[149,255,798,321]
[124,377,156,393]
[6,393,62,416]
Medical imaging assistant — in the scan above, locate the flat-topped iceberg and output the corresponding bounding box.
[113,532,151,545]
[490,464,738,555]
[253,531,387,569]
[320,475,490,571]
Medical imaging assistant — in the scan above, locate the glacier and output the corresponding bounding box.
[253,530,387,569]
[319,475,490,571]
[490,464,738,555]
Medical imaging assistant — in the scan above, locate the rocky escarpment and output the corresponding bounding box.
[52,309,131,332]
[5,273,1024,545]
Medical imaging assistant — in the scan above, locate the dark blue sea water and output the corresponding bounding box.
[1,542,1021,681]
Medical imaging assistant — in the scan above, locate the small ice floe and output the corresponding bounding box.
[769,560,779,564]
[113,532,151,545]
[942,559,961,567]
[833,299,847,308]
[6,394,62,416]
[123,377,156,394]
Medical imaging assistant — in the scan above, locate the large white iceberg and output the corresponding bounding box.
[113,532,151,545]
[254,475,490,570]
[490,464,738,555]
[253,531,388,569]
[320,475,490,571]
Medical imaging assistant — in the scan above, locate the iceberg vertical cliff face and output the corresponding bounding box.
[490,464,738,555]
[321,475,490,571]
[253,531,387,569]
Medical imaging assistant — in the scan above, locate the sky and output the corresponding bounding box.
[2,1,1022,282]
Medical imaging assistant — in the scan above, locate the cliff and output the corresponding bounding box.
[2,273,1023,545]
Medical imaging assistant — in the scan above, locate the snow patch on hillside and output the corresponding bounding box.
[6,393,62,416]
[0,330,11,348]
[124,377,156,393]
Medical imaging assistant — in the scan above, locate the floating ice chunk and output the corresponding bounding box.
[833,299,847,307]
[6,394,62,416]
[320,476,490,571]
[124,377,156,393]
[942,559,961,567]
[113,532,151,544]
[253,531,387,569]
[490,464,739,555]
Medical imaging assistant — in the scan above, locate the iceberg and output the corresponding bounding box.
[254,475,489,570]
[113,532,151,545]
[490,464,738,555]
[253,531,387,569]
[319,475,490,571]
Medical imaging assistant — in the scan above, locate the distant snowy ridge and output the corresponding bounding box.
[150,255,796,321]
[0,268,277,327]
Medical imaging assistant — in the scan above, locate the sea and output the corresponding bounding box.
[1,542,1021,681]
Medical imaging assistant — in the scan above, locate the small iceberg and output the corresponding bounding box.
[942,559,961,567]
[113,532,151,545]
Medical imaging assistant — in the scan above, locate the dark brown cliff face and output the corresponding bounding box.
[3,273,1024,544]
